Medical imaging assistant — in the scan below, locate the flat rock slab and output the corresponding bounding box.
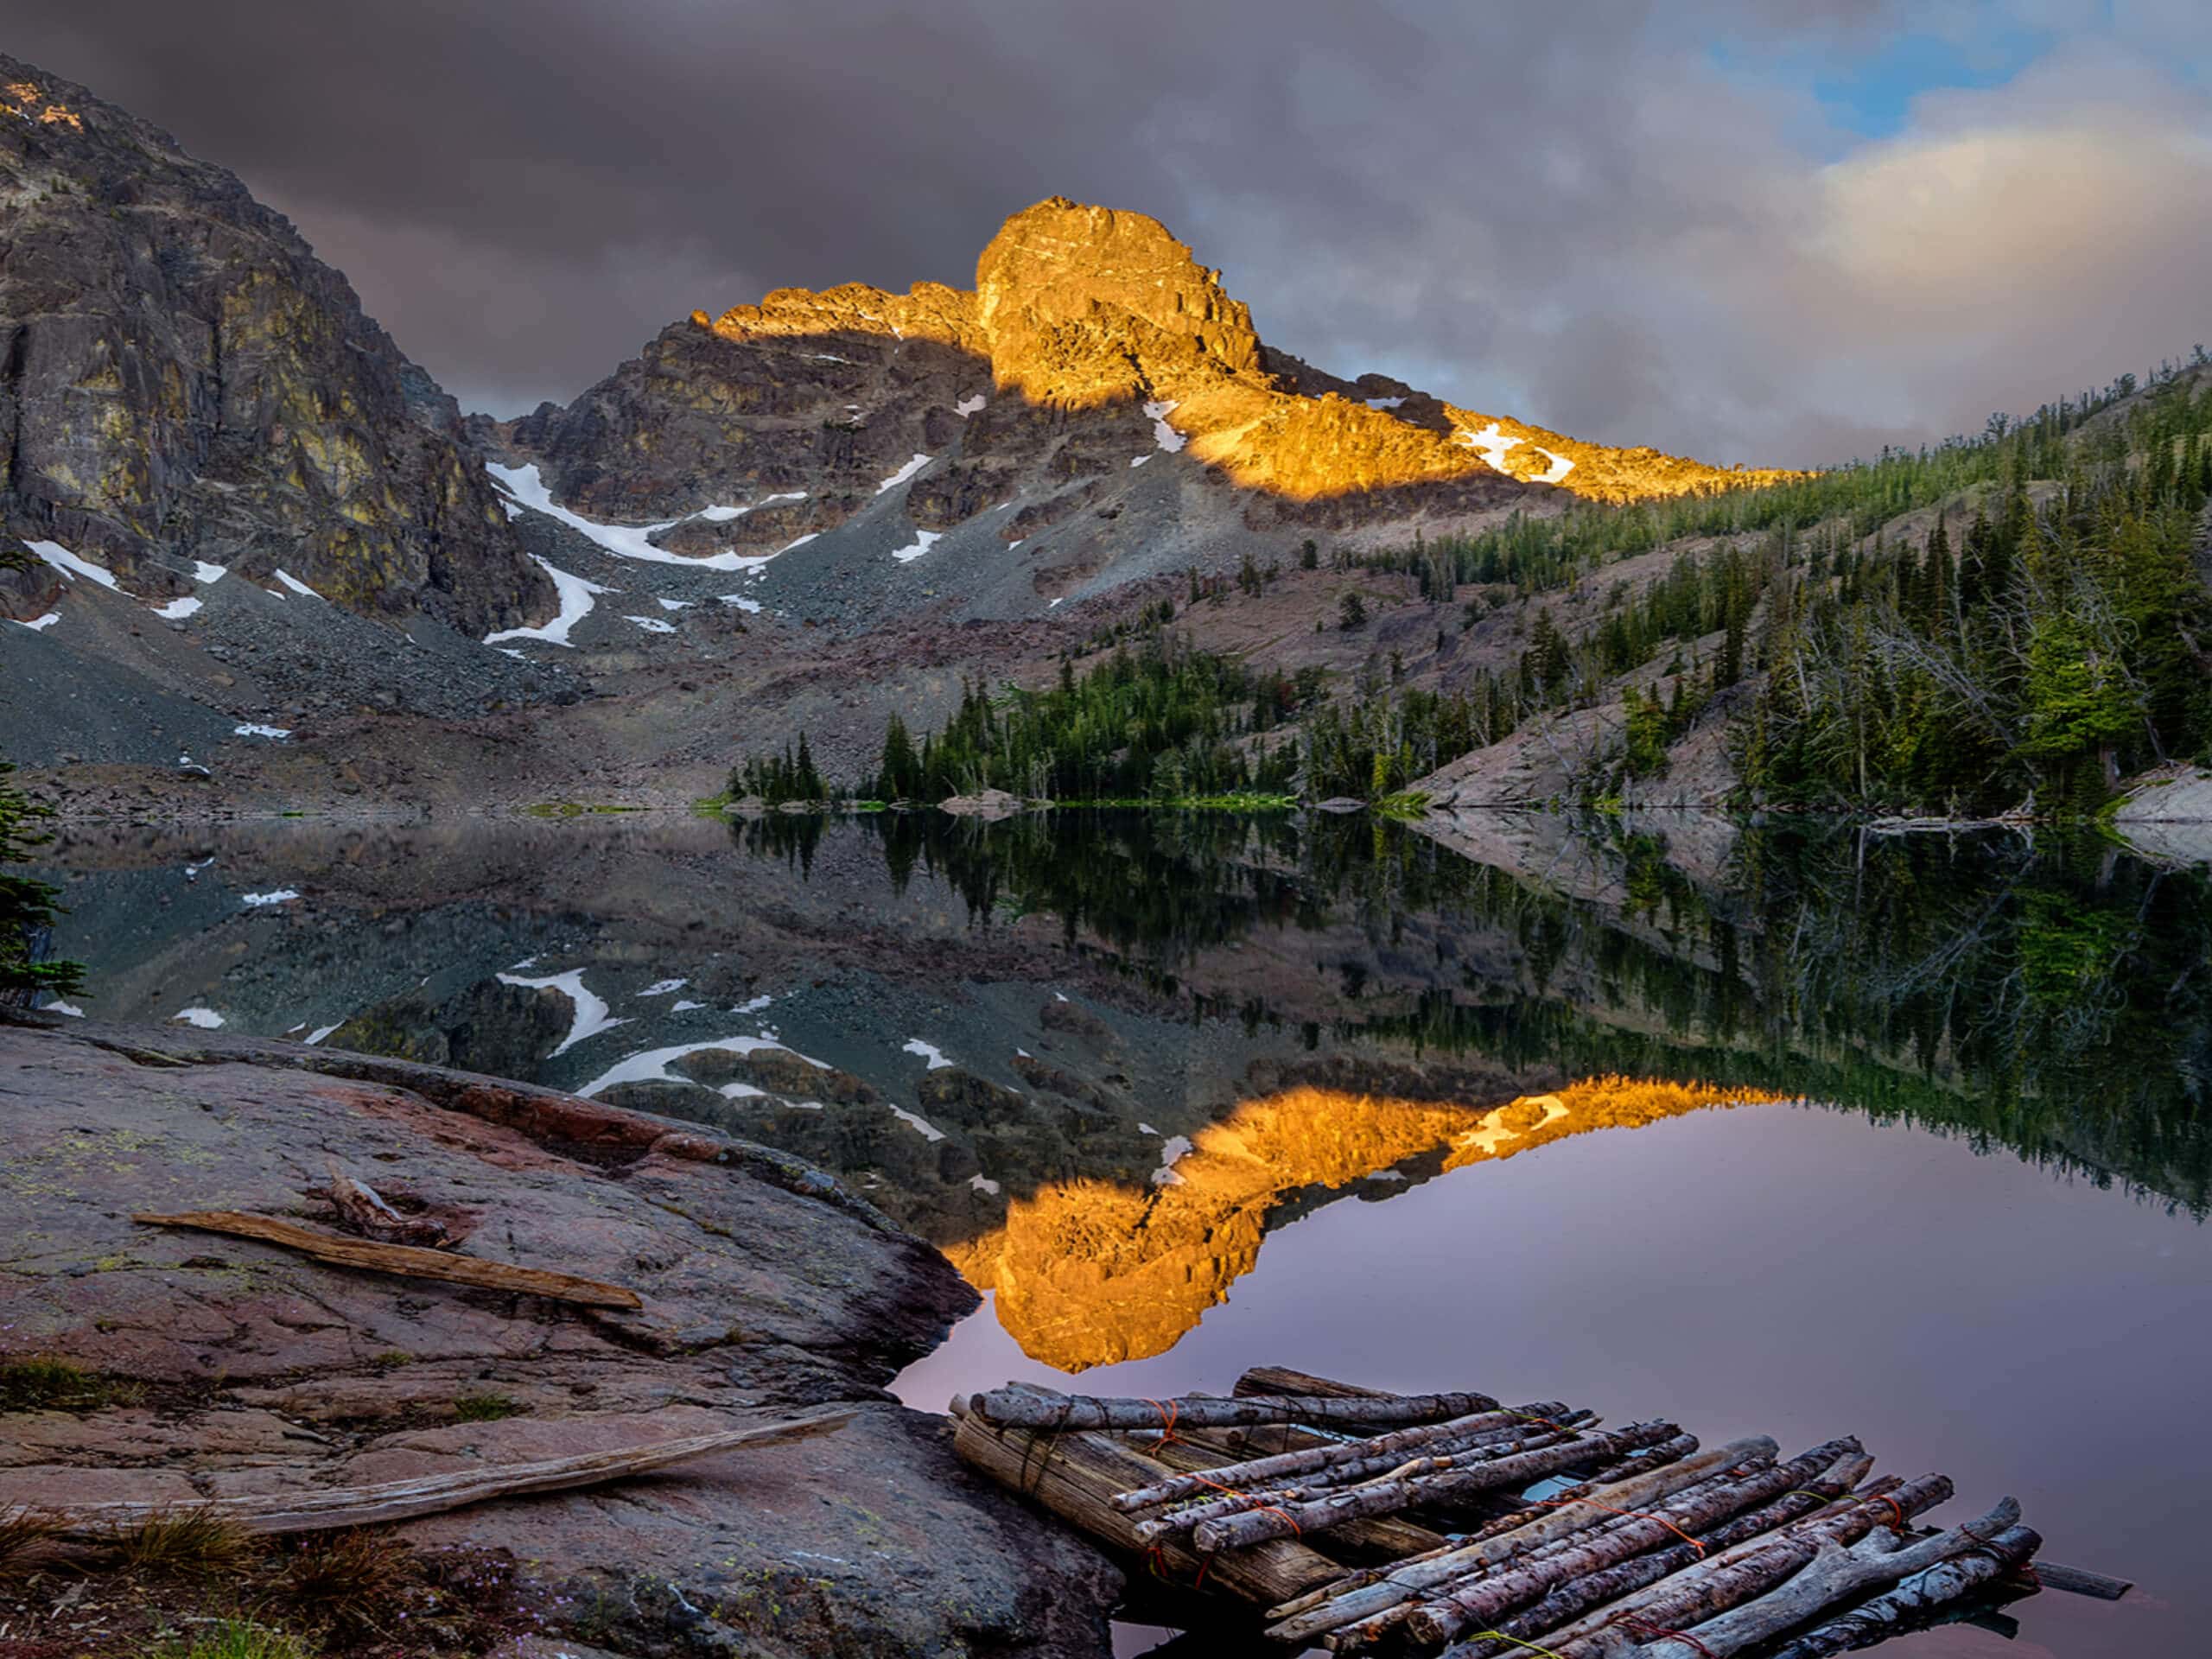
[0,1017,1117,1657]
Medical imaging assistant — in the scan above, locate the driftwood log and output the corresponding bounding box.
[964,1386,1500,1433]
[1527,1476,1957,1659]
[1261,1439,1761,1647]
[1613,1497,2022,1659]
[1113,1402,1579,1513]
[1764,1524,2042,1659]
[1444,1451,1877,1659]
[1135,1421,1592,1547]
[949,1400,1345,1607]
[1401,1439,1865,1647]
[42,1409,852,1536]
[133,1211,643,1309]
[1193,1420,1681,1554]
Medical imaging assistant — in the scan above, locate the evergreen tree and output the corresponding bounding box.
[1,760,85,1007]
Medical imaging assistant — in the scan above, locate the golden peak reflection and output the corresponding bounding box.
[945,1077,1785,1372]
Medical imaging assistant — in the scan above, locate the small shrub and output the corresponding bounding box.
[107,1505,255,1576]
[452,1390,521,1423]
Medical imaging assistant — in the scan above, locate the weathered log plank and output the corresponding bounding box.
[1401,1440,1863,1648]
[44,1409,851,1535]
[1197,1421,1681,1554]
[1618,1497,2022,1659]
[1114,1402,1580,1513]
[969,1386,1500,1432]
[133,1211,643,1309]
[1446,1450,1875,1659]
[950,1406,1345,1607]
[1533,1476,1956,1659]
[1764,1524,2042,1659]
[1262,1437,1757,1647]
[1136,1423,1586,1546]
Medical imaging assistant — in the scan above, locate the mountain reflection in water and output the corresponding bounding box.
[39,810,2212,1346]
[945,1077,1780,1370]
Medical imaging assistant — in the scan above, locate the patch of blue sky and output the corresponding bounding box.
[1707,18,2056,155]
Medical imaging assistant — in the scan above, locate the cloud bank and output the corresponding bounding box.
[9,0,2207,465]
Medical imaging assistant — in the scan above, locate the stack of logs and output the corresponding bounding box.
[949,1368,2065,1657]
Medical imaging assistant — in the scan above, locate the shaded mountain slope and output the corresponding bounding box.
[0,54,550,632]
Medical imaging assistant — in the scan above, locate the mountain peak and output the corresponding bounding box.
[976,198,1261,407]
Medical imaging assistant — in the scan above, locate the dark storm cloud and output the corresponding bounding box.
[7,1,2208,465]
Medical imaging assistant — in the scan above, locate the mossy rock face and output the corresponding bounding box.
[915,1066,1039,1130]
[0,52,550,633]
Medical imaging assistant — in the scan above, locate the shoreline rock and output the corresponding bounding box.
[0,1013,1119,1657]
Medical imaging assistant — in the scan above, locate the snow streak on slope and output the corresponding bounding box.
[489,463,798,574]
[485,556,613,648]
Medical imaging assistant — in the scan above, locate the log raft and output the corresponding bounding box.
[950,1367,2119,1659]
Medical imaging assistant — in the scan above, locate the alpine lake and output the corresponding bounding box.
[37,808,2212,1659]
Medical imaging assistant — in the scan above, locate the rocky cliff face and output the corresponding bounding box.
[0,56,551,632]
[503,196,1804,569]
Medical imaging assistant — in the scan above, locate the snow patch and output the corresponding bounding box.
[956,394,987,416]
[271,569,324,600]
[734,994,773,1014]
[875,454,931,494]
[969,1173,1002,1195]
[193,561,228,583]
[232,723,290,740]
[153,595,203,620]
[671,999,706,1013]
[639,978,689,997]
[43,999,85,1018]
[1150,1135,1194,1186]
[306,1023,343,1046]
[26,539,120,590]
[173,1007,226,1028]
[780,533,819,552]
[625,614,677,634]
[485,556,613,648]
[656,597,696,611]
[1365,396,1407,410]
[1138,1122,1160,1136]
[1529,446,1576,485]
[1142,400,1185,453]
[1453,1095,1573,1158]
[1129,455,1149,468]
[241,889,301,907]
[497,969,629,1057]
[13,613,59,632]
[891,531,942,564]
[574,1033,826,1100]
[718,594,763,613]
[888,1105,946,1142]
[903,1038,953,1070]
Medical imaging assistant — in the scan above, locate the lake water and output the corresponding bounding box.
[35,810,2212,1657]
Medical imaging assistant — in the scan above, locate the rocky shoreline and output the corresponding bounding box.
[0,1011,1119,1657]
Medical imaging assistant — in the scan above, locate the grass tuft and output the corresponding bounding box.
[451,1390,522,1422]
[271,1528,415,1634]
[106,1505,255,1576]
[149,1619,314,1659]
[0,1356,139,1412]
[0,1506,59,1581]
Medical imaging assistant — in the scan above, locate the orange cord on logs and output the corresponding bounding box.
[1613,1613,1721,1658]
[1148,1399,1304,1538]
[1533,1496,1707,1555]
